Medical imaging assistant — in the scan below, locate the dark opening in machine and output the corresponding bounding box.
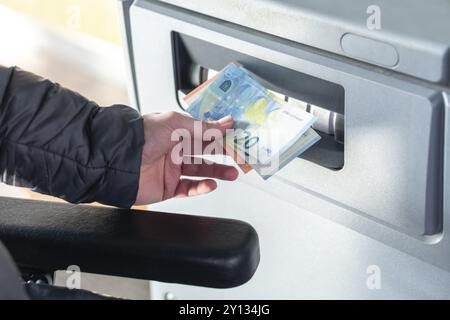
[172,32,345,170]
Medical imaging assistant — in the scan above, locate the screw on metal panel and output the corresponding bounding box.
[164,292,176,300]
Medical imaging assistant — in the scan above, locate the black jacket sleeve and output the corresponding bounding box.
[0,66,144,208]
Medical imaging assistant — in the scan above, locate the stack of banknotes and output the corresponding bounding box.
[184,62,320,179]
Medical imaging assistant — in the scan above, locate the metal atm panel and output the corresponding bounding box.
[118,0,450,298]
[157,0,450,84]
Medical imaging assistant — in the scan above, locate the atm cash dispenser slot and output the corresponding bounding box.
[129,0,447,243]
[172,33,345,170]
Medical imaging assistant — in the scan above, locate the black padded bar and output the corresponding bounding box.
[0,197,260,288]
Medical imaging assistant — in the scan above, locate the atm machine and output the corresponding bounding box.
[118,0,450,299]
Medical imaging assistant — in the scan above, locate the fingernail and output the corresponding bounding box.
[217,115,233,125]
[225,167,239,180]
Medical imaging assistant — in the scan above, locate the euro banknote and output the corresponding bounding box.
[253,127,320,179]
[184,62,320,177]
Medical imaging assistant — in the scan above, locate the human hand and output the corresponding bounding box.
[134,111,238,205]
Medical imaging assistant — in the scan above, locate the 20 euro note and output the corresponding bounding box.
[184,62,320,178]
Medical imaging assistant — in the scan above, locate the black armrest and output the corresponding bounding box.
[0,197,260,288]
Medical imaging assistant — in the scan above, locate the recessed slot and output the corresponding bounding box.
[172,32,345,170]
